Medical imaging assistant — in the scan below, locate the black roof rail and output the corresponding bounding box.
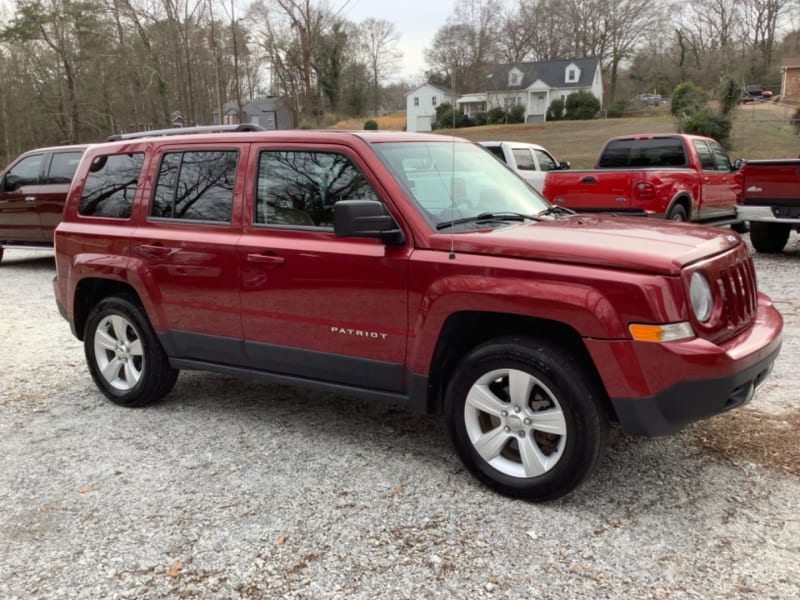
[105,123,265,142]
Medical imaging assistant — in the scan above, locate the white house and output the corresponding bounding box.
[457,58,603,123]
[405,84,453,132]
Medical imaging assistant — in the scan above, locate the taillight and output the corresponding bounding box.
[635,181,656,201]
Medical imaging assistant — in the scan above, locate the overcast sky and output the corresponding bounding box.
[333,0,453,82]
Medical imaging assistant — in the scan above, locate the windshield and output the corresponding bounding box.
[372,140,552,231]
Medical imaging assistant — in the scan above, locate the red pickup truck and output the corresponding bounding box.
[542,134,740,224]
[736,159,800,253]
[53,127,782,501]
[0,144,86,263]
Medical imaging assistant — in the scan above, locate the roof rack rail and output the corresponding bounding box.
[105,123,265,142]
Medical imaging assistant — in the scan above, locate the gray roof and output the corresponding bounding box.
[486,58,599,92]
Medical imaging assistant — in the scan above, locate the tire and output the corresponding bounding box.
[730,221,749,234]
[749,222,790,253]
[84,295,178,407]
[444,336,608,502]
[666,204,688,221]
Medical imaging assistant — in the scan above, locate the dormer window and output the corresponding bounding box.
[565,63,580,83]
[508,67,523,87]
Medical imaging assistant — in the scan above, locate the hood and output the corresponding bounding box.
[430,215,741,275]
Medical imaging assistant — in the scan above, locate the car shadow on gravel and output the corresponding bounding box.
[0,253,55,271]
[137,370,749,507]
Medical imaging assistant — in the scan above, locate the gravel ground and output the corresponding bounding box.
[1,237,799,599]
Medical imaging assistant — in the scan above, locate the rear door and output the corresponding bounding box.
[691,139,729,218]
[0,152,47,242]
[129,144,248,366]
[237,144,411,392]
[546,170,632,212]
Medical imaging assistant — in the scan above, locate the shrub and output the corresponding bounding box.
[547,98,565,121]
[605,101,628,119]
[433,106,471,129]
[473,111,488,126]
[363,119,378,130]
[508,104,526,123]
[793,107,800,135]
[670,82,707,118]
[683,109,732,148]
[487,106,507,125]
[565,91,600,120]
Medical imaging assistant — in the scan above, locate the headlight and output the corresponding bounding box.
[690,272,713,322]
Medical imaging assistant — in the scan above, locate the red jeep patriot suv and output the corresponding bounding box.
[53,126,783,501]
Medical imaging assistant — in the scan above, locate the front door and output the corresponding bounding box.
[237,146,410,392]
[0,153,46,242]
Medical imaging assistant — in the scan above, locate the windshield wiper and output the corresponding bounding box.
[436,211,542,230]
[536,205,576,217]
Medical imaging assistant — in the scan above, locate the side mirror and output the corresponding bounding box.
[559,161,571,170]
[334,200,405,246]
[733,158,744,171]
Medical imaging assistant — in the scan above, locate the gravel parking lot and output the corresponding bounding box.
[1,237,799,599]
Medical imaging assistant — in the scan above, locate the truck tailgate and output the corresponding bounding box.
[742,160,800,204]
[542,170,642,212]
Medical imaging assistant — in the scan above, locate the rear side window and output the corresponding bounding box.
[79,153,144,218]
[511,148,536,171]
[46,151,83,184]
[255,150,378,228]
[597,138,687,168]
[151,150,239,223]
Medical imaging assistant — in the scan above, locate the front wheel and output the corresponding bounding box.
[84,295,178,407]
[444,336,608,501]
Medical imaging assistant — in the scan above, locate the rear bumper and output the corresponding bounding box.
[738,204,800,223]
[586,297,783,436]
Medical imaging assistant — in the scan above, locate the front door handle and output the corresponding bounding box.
[25,196,36,203]
[247,253,285,265]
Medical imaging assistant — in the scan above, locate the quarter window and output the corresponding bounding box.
[255,150,379,228]
[79,153,144,218]
[151,150,239,223]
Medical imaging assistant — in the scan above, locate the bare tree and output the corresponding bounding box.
[358,18,402,115]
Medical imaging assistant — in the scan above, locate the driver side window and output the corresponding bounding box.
[4,155,44,190]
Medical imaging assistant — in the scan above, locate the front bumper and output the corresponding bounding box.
[585,295,783,436]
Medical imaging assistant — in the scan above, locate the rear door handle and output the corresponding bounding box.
[247,253,285,265]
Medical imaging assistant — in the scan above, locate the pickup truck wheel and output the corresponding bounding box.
[749,222,790,253]
[84,296,178,407]
[666,205,688,221]
[444,336,608,501]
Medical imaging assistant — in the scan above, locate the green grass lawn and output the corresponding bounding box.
[436,104,800,168]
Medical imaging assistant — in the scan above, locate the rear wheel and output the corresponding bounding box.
[749,222,790,253]
[666,204,688,221]
[444,336,608,501]
[84,295,178,407]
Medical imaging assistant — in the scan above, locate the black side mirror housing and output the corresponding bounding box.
[334,200,405,246]
[559,161,571,170]
[733,158,744,171]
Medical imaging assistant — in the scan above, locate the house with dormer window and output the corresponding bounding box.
[457,58,603,123]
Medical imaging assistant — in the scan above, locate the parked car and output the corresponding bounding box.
[479,141,569,193]
[0,144,86,263]
[741,84,773,103]
[53,126,782,502]
[542,133,741,225]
